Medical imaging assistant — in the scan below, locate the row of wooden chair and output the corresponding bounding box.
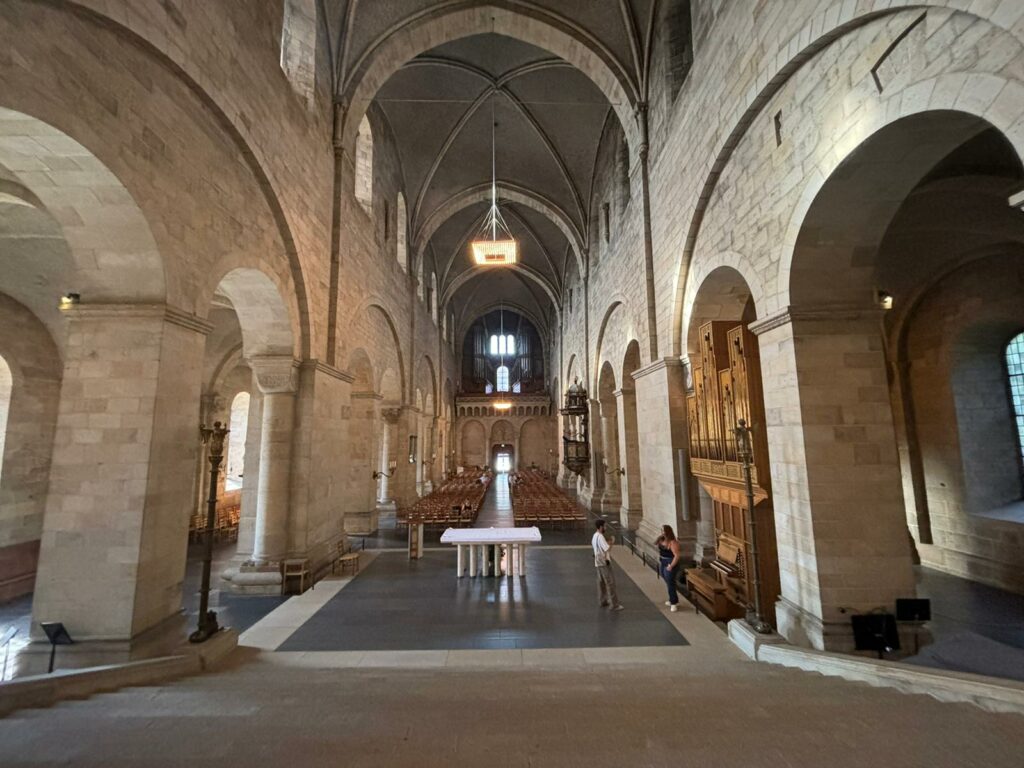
[509,470,585,529]
[188,502,241,543]
[397,471,493,530]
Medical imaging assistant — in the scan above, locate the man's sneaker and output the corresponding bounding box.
[664,601,672,606]
[670,604,679,612]
[611,604,624,611]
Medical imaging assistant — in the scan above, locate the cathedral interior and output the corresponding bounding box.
[0,1,1024,765]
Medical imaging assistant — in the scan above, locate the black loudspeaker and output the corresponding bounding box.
[851,613,900,658]
[895,598,931,622]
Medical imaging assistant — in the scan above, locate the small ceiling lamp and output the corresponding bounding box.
[470,103,517,266]
[493,401,512,411]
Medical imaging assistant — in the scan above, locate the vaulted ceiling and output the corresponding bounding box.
[321,1,658,337]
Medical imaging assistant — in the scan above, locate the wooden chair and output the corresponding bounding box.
[281,558,311,595]
[337,551,360,576]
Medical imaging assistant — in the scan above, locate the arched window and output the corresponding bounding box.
[396,194,407,271]
[496,365,510,392]
[417,258,425,302]
[225,392,250,491]
[490,335,513,356]
[355,115,373,214]
[1006,332,1024,470]
[0,355,11,489]
[507,335,515,356]
[432,273,439,323]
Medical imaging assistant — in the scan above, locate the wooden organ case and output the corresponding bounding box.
[685,321,781,627]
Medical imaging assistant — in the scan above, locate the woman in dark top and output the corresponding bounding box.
[657,525,682,611]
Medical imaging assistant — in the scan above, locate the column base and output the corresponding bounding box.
[225,562,282,595]
[345,510,379,536]
[376,499,397,528]
[618,506,642,531]
[18,612,188,677]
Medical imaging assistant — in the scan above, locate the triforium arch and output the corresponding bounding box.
[338,5,640,158]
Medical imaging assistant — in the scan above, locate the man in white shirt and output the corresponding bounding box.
[592,519,623,611]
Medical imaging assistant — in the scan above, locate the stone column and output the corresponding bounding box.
[631,358,696,558]
[599,404,621,514]
[234,356,296,593]
[752,307,916,652]
[376,408,399,505]
[614,388,643,530]
[580,397,604,511]
[29,304,209,671]
[389,406,419,507]
[345,392,381,535]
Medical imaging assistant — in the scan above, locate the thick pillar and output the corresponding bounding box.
[614,388,643,530]
[28,305,209,671]
[233,356,296,593]
[389,406,419,507]
[631,358,696,558]
[345,392,381,535]
[752,308,916,652]
[599,405,621,515]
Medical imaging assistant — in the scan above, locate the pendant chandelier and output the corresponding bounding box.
[470,102,517,266]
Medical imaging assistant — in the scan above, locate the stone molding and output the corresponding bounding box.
[249,355,299,394]
[611,387,635,399]
[630,356,683,382]
[351,391,383,401]
[748,304,885,336]
[61,303,214,336]
[300,359,355,383]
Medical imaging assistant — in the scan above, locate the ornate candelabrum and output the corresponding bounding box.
[734,419,772,634]
[191,421,230,643]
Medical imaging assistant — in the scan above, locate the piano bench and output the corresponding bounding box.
[685,568,743,622]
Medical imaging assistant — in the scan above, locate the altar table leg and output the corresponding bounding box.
[469,544,477,577]
[519,544,527,577]
[457,544,465,577]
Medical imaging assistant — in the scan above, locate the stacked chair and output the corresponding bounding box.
[509,469,585,529]
[399,471,493,531]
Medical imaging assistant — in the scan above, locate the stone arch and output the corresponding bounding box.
[415,355,438,417]
[668,5,1024,355]
[0,108,164,306]
[683,263,759,359]
[213,268,296,358]
[0,2,314,358]
[340,5,639,156]
[519,418,547,468]
[592,297,640,392]
[441,262,561,311]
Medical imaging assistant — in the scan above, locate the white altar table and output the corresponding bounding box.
[440,527,542,577]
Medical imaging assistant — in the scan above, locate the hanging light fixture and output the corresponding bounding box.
[470,101,517,266]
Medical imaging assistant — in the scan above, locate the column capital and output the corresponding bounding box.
[249,355,298,394]
[381,407,402,423]
[630,356,684,382]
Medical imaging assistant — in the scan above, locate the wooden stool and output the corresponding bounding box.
[281,558,311,595]
[338,552,360,576]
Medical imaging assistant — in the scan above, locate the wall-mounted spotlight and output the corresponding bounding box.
[59,292,80,309]
[877,290,893,311]
[605,466,625,477]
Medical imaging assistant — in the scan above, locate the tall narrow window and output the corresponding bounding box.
[496,365,510,392]
[507,335,515,356]
[396,194,407,271]
[490,334,498,355]
[432,273,439,323]
[1006,332,1024,470]
[355,115,373,214]
[225,392,250,491]
[0,355,11,489]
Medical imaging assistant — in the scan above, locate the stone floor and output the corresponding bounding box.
[1,546,1022,767]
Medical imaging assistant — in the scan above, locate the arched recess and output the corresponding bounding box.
[595,360,620,513]
[224,392,251,491]
[519,418,547,469]
[683,264,759,359]
[617,340,643,529]
[461,419,487,468]
[592,297,641,393]
[347,348,376,395]
[339,5,639,157]
[414,182,586,277]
